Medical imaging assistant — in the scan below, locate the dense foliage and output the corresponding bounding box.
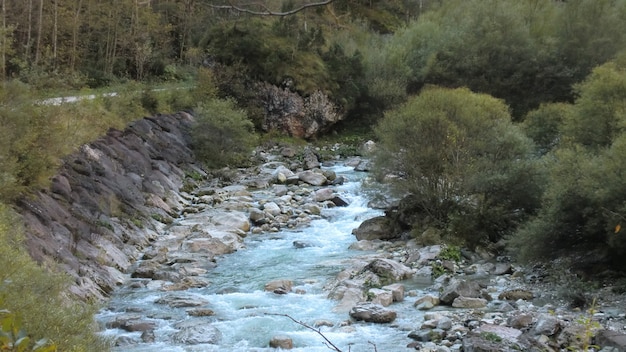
[374,87,542,247]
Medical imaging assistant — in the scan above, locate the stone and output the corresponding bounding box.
[211,211,251,232]
[154,293,209,308]
[352,216,397,241]
[382,283,405,302]
[595,330,626,351]
[269,335,293,349]
[477,324,522,342]
[507,313,534,329]
[414,295,440,309]
[330,195,350,207]
[297,170,327,186]
[264,279,293,293]
[263,202,282,216]
[533,314,560,336]
[249,208,267,224]
[349,302,397,323]
[368,288,393,307]
[313,188,335,202]
[362,258,413,284]
[440,279,483,305]
[498,289,533,301]
[172,319,222,345]
[451,297,488,308]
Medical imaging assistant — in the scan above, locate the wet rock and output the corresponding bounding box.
[498,289,534,301]
[293,240,315,248]
[265,279,293,294]
[172,319,222,345]
[349,302,397,323]
[186,308,215,317]
[269,335,293,349]
[330,195,350,207]
[155,293,209,308]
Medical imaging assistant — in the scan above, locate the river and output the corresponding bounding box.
[97,164,425,351]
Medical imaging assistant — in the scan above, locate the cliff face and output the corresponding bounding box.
[17,112,199,300]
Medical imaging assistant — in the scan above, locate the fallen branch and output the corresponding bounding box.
[209,0,334,16]
[266,313,343,351]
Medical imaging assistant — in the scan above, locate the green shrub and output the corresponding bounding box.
[191,99,258,168]
[0,204,109,351]
[374,86,541,247]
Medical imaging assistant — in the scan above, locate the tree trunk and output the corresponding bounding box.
[35,0,43,65]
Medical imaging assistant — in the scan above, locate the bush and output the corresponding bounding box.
[0,204,108,351]
[191,99,258,168]
[374,86,541,246]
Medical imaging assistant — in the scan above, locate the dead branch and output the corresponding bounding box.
[209,0,334,16]
[266,313,343,351]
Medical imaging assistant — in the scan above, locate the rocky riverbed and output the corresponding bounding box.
[18,113,626,351]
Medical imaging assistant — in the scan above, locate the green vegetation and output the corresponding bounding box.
[374,87,542,247]
[0,205,108,351]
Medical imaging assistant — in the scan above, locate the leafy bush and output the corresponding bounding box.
[374,86,541,247]
[0,204,108,351]
[511,56,626,267]
[191,99,258,168]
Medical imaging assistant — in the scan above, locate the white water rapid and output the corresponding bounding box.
[97,164,424,351]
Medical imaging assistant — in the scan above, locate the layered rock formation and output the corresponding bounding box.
[18,112,199,300]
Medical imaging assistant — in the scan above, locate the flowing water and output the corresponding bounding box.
[98,164,425,351]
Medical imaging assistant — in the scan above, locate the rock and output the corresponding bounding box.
[172,319,222,345]
[297,170,327,186]
[532,314,560,336]
[368,288,393,307]
[349,302,397,323]
[498,289,534,301]
[264,279,293,294]
[330,195,350,207]
[352,216,397,241]
[452,297,488,308]
[313,188,335,202]
[260,84,342,139]
[462,332,527,352]
[302,203,322,215]
[595,330,626,351]
[186,308,215,317]
[155,293,209,308]
[477,324,522,342]
[439,279,483,305]
[331,286,365,313]
[413,294,440,309]
[507,313,534,329]
[491,263,513,275]
[263,202,282,216]
[212,211,251,232]
[249,207,267,224]
[382,283,405,302]
[269,335,293,349]
[293,240,315,248]
[362,258,413,284]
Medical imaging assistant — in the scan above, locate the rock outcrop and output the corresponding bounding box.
[18,112,200,300]
[260,83,342,139]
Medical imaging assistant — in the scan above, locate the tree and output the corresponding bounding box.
[191,98,257,168]
[374,86,540,246]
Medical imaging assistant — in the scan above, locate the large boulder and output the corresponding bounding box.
[352,216,398,241]
[361,258,413,284]
[439,279,483,305]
